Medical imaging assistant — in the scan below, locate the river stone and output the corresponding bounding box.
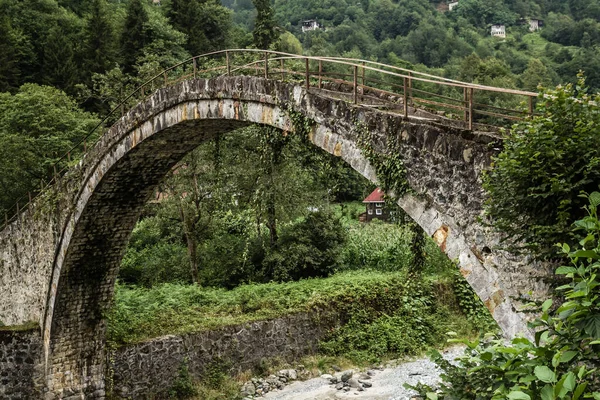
[336,382,344,390]
[360,380,373,388]
[241,382,256,396]
[321,374,333,380]
[341,371,353,382]
[348,378,360,388]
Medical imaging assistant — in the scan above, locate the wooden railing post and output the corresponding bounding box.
[280,59,285,81]
[528,96,534,118]
[264,52,269,79]
[193,58,197,79]
[408,71,412,104]
[353,65,358,104]
[362,61,365,86]
[403,76,409,118]
[463,87,468,122]
[318,60,322,89]
[305,58,310,90]
[226,51,231,76]
[163,72,168,85]
[141,85,145,97]
[468,88,474,131]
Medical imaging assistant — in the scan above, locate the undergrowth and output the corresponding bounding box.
[107,268,494,351]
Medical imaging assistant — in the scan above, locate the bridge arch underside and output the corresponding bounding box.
[36,77,536,397]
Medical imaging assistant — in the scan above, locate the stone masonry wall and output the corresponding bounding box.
[0,327,44,399]
[109,311,340,399]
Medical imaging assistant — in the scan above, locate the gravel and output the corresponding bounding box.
[261,346,465,400]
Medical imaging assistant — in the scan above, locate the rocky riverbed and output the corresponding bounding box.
[240,346,465,400]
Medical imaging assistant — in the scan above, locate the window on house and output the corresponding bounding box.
[368,209,373,215]
[375,203,383,207]
[376,209,382,215]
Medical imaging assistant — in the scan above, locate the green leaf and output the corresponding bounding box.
[590,192,600,207]
[535,366,556,383]
[572,250,599,259]
[558,351,578,363]
[540,384,555,400]
[573,383,587,400]
[563,372,576,392]
[582,314,600,338]
[426,393,438,400]
[555,266,576,275]
[542,299,553,312]
[507,391,531,400]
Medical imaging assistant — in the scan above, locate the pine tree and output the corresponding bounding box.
[82,0,116,80]
[0,15,22,92]
[252,0,277,49]
[120,0,149,73]
[168,0,231,55]
[42,25,78,92]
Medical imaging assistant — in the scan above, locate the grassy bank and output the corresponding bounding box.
[107,269,495,352]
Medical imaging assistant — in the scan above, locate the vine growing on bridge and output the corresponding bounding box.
[352,115,427,272]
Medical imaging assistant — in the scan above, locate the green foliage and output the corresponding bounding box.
[252,0,278,49]
[202,358,232,391]
[0,83,99,215]
[168,0,232,55]
[356,121,409,199]
[319,279,458,364]
[339,221,413,272]
[107,267,482,347]
[411,193,600,399]
[452,270,498,332]
[484,75,600,254]
[120,0,150,72]
[260,210,347,282]
[169,359,198,399]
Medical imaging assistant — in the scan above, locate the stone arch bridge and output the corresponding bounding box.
[0,58,547,398]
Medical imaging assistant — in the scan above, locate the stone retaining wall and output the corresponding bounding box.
[0,327,43,399]
[109,311,340,399]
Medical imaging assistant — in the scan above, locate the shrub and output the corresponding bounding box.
[411,193,600,399]
[484,75,600,255]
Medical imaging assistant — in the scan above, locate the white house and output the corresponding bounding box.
[449,2,459,11]
[529,19,543,32]
[301,20,321,33]
[491,24,506,38]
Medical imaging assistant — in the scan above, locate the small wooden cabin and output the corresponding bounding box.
[360,188,388,222]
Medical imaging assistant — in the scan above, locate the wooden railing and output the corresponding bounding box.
[1,49,538,230]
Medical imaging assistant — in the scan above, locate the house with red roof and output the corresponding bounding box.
[360,188,388,222]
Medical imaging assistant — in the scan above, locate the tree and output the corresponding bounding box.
[42,25,79,92]
[82,0,116,80]
[252,0,278,49]
[0,15,24,92]
[519,58,553,91]
[120,0,150,72]
[484,75,600,254]
[168,0,232,55]
[0,84,99,216]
